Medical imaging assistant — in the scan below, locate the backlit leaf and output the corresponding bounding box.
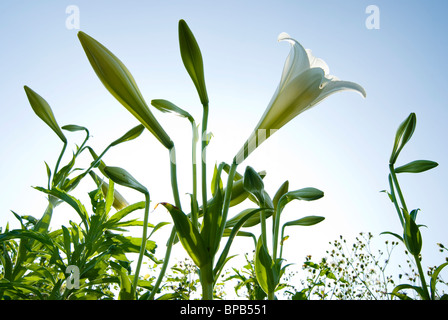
[395,160,438,174]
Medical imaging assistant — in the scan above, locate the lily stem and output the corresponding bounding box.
[191,121,199,229]
[52,142,67,187]
[389,164,408,215]
[133,192,150,298]
[201,103,209,216]
[148,147,182,300]
[413,253,430,299]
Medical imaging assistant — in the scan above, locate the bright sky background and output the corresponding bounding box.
[1,0,447,297]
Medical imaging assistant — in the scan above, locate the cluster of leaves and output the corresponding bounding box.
[0,100,165,299]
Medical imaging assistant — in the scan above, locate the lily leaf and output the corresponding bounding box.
[391,283,425,300]
[273,180,289,209]
[159,202,209,268]
[430,262,448,300]
[277,187,324,213]
[283,215,325,228]
[178,19,208,106]
[380,231,404,243]
[395,160,438,174]
[24,86,67,143]
[226,208,274,229]
[109,124,145,147]
[151,99,194,123]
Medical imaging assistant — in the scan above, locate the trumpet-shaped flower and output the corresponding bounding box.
[235,33,366,164]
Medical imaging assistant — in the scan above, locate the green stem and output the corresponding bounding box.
[268,290,275,300]
[148,147,182,299]
[389,164,408,214]
[191,121,199,229]
[388,174,404,227]
[260,211,268,254]
[201,104,209,216]
[169,146,182,209]
[279,225,286,261]
[52,142,67,187]
[221,160,238,234]
[272,207,282,261]
[133,192,150,299]
[200,262,214,300]
[148,227,176,300]
[414,253,430,299]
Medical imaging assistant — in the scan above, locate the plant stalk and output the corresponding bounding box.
[201,104,209,216]
[414,253,430,299]
[200,262,214,300]
[133,192,150,298]
[148,147,182,299]
[53,142,67,187]
[191,121,199,229]
[389,164,408,214]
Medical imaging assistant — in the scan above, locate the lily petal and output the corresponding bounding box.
[310,80,367,108]
[277,32,310,91]
[305,49,330,77]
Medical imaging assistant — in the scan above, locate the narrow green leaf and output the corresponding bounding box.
[34,187,89,230]
[24,86,67,143]
[211,163,224,197]
[273,180,289,209]
[430,262,448,299]
[380,231,404,243]
[61,226,72,263]
[278,188,324,210]
[225,208,274,229]
[109,124,145,147]
[104,166,148,194]
[105,201,146,228]
[391,283,425,300]
[159,202,209,268]
[104,179,115,215]
[77,31,173,149]
[395,160,438,174]
[111,262,134,300]
[283,215,325,228]
[178,19,208,105]
[214,208,272,280]
[151,99,194,123]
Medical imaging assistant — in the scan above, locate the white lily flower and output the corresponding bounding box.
[235,33,366,164]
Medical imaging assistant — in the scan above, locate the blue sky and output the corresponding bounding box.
[1,0,447,293]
